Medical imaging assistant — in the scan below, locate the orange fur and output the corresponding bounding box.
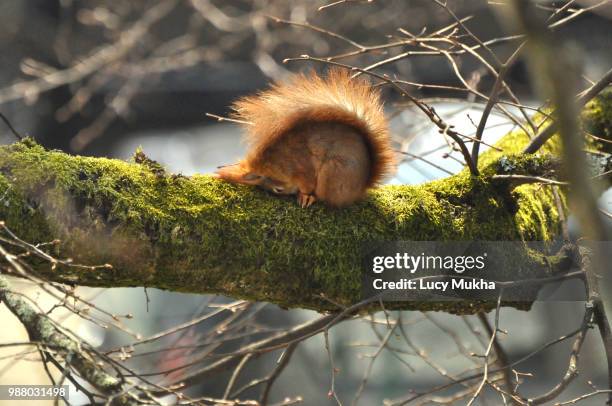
[217,68,396,207]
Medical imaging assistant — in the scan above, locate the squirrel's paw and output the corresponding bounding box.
[297,192,316,208]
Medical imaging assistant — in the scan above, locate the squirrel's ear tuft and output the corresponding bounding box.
[214,163,263,186]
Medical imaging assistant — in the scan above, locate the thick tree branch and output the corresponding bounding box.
[0,94,609,313]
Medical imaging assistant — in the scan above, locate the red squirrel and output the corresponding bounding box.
[214,68,396,208]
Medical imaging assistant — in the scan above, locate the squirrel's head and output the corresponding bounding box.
[214,162,298,195]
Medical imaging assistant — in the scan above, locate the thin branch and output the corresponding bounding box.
[466,292,504,406]
[491,174,569,186]
[478,312,515,402]
[324,329,343,406]
[318,0,374,11]
[206,112,253,126]
[260,343,298,406]
[0,111,24,141]
[396,150,454,175]
[527,304,594,404]
[222,353,253,400]
[524,67,612,154]
[473,42,525,167]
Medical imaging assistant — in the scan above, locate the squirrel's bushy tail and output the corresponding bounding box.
[231,68,395,187]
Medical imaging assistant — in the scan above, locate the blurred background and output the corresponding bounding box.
[0,0,611,405]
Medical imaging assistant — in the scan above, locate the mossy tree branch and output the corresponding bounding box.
[0,94,610,313]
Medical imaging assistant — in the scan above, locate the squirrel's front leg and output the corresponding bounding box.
[297,192,317,208]
[295,176,317,208]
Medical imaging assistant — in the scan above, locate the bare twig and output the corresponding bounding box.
[260,343,298,406]
[466,293,504,406]
[524,67,612,154]
[324,329,343,406]
[0,111,24,141]
[527,304,594,404]
[473,43,525,167]
[477,312,515,402]
[491,174,569,186]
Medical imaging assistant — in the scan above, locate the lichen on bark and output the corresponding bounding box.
[0,92,610,313]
